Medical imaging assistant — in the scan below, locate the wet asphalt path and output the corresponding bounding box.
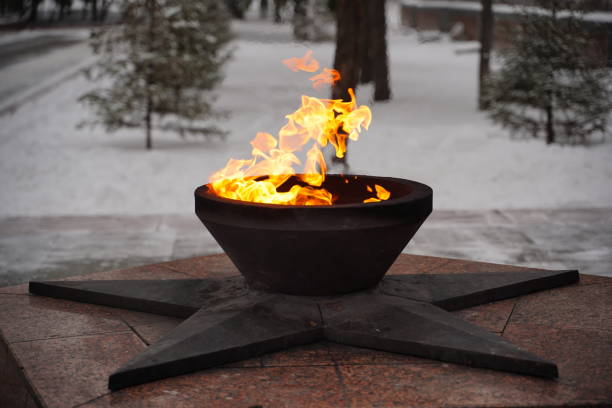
[0,31,89,108]
[0,34,85,69]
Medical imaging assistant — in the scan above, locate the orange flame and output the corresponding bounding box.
[209,52,389,206]
[282,50,319,73]
[310,68,341,89]
[363,185,391,203]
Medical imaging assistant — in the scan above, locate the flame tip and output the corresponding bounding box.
[209,53,381,206]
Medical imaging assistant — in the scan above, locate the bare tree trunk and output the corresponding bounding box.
[371,0,390,101]
[359,1,372,84]
[145,0,155,150]
[545,105,555,144]
[260,0,268,19]
[478,0,493,110]
[145,96,153,150]
[293,0,307,40]
[91,0,98,21]
[545,2,556,145]
[331,0,363,101]
[331,0,366,171]
[273,0,284,23]
[100,0,113,21]
[81,1,88,20]
[28,0,41,23]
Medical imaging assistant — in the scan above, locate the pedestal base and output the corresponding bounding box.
[29,265,578,390]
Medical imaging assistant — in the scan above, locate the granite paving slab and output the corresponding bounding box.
[1,254,610,407]
[12,332,145,408]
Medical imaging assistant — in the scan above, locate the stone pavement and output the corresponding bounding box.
[1,254,610,407]
[1,208,611,287]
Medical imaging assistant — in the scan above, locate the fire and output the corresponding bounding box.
[310,68,341,89]
[364,184,391,203]
[209,51,389,205]
[282,50,319,73]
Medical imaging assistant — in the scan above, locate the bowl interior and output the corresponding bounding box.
[207,174,414,206]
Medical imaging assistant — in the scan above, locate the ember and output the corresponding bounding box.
[208,51,383,205]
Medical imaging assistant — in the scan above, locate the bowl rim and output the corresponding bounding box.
[195,174,432,210]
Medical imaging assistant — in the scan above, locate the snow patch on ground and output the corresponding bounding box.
[0,25,611,216]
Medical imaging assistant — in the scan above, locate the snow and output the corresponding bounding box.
[402,0,481,12]
[401,0,612,23]
[585,12,612,23]
[0,21,611,217]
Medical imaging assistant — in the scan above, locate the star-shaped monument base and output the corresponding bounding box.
[29,267,578,390]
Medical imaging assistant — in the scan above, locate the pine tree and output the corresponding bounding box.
[485,0,611,144]
[80,0,232,149]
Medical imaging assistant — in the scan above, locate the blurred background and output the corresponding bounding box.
[1,0,611,286]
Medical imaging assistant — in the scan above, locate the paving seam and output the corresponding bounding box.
[500,301,518,335]
[71,391,113,408]
[8,329,134,345]
[117,315,150,347]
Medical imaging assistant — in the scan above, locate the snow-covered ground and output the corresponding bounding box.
[1,21,611,216]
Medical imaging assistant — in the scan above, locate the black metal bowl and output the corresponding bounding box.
[195,174,432,295]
